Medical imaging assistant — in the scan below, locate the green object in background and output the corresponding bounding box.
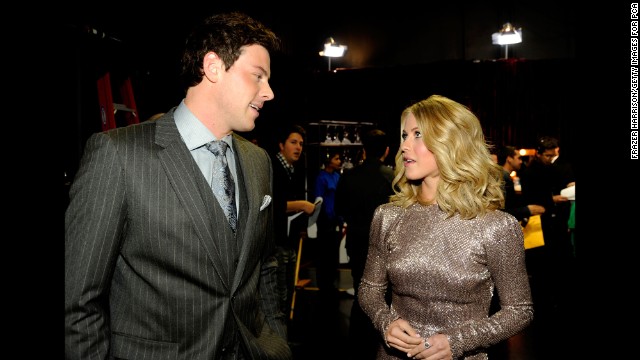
[568,201,575,257]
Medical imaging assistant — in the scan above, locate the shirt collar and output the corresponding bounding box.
[174,100,234,152]
[276,152,293,168]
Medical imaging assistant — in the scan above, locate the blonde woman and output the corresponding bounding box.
[358,95,533,360]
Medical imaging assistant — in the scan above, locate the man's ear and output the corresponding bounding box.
[204,52,222,81]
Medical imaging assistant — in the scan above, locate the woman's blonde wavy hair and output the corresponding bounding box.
[390,95,504,219]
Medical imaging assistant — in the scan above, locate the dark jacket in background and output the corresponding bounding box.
[335,158,394,286]
[519,158,572,258]
[502,169,530,221]
[335,157,394,360]
[553,155,575,188]
[271,153,308,249]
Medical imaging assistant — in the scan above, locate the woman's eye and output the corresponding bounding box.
[401,133,408,140]
[415,131,422,138]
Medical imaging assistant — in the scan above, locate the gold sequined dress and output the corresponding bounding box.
[358,203,534,360]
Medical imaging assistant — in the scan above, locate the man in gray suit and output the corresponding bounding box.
[65,12,292,360]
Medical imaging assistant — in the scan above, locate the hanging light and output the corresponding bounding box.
[319,37,347,57]
[491,22,522,58]
[319,37,347,71]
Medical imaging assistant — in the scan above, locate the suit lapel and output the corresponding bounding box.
[231,135,269,289]
[155,113,232,290]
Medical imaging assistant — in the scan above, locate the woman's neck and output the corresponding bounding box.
[418,177,438,204]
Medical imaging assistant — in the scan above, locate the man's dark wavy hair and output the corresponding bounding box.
[181,12,281,89]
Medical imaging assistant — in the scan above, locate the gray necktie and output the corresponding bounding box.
[205,140,237,232]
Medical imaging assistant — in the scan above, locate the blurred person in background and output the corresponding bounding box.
[497,145,545,221]
[335,128,394,360]
[271,124,316,324]
[310,149,344,307]
[519,136,574,314]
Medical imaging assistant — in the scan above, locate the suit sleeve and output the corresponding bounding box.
[65,132,126,360]
[258,154,288,340]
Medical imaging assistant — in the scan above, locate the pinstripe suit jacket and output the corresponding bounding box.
[65,110,291,360]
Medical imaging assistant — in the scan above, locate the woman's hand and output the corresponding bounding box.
[383,318,422,353]
[406,333,453,360]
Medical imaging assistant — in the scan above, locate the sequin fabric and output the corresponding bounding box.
[359,203,534,359]
[206,140,237,232]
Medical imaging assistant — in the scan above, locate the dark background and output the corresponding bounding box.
[57,2,625,252]
[60,1,593,181]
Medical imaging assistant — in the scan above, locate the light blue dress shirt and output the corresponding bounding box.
[173,100,239,215]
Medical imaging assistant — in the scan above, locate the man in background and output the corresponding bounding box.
[271,124,316,324]
[310,149,344,306]
[335,129,394,359]
[519,136,573,314]
[497,145,545,221]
